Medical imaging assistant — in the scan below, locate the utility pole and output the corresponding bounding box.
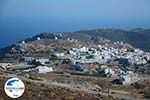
[107,66,111,100]
[144,64,148,81]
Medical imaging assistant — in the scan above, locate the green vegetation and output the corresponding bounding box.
[86,55,94,59]
[28,76,43,81]
[46,90,56,97]
[62,58,71,64]
[143,87,150,98]
[131,82,144,90]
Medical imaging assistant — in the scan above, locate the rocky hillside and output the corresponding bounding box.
[1,28,149,60]
[21,28,150,51]
[74,28,150,51]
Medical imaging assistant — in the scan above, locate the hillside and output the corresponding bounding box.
[0,28,150,100]
[74,28,150,51]
[21,28,150,51]
[0,28,150,59]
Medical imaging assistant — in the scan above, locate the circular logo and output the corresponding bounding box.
[4,78,25,98]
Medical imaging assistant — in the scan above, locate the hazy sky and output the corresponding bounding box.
[0,0,150,48]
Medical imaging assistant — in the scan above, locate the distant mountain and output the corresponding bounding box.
[17,28,150,52]
[73,28,150,51]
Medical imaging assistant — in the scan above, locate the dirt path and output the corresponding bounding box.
[0,74,139,100]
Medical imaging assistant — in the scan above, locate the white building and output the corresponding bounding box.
[54,53,65,57]
[37,37,41,40]
[101,65,107,69]
[55,36,58,40]
[36,66,53,73]
[22,41,25,44]
[120,71,139,85]
[23,57,34,62]
[122,75,131,85]
[36,59,49,65]
[80,47,88,52]
[104,68,115,75]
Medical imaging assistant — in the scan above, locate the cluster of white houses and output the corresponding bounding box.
[4,43,149,85]
[55,45,150,65]
[54,45,150,84]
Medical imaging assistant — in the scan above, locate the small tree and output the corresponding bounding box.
[143,87,150,98]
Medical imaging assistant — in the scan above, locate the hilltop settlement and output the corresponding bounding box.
[0,30,150,100]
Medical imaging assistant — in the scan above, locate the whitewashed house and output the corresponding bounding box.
[36,59,49,65]
[119,71,139,85]
[37,37,41,40]
[22,41,25,44]
[104,68,115,75]
[80,47,88,52]
[101,65,107,69]
[55,36,58,40]
[122,75,131,85]
[23,57,34,62]
[36,66,53,73]
[54,53,65,58]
